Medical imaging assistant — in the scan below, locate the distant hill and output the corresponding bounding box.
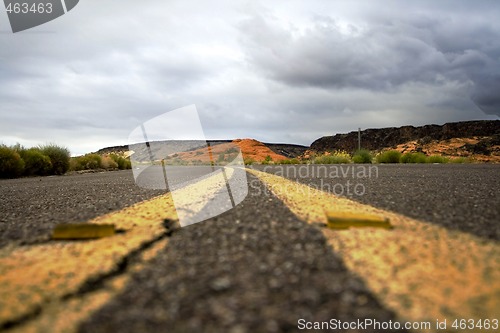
[311,120,499,152]
[96,140,308,160]
[95,120,499,163]
[310,120,500,162]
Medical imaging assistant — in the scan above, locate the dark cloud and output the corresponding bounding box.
[0,0,498,155]
[239,11,500,114]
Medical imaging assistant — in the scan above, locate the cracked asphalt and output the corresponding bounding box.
[79,174,402,333]
[0,165,498,332]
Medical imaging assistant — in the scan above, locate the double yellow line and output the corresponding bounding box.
[1,168,498,332]
[0,191,175,333]
[0,168,236,332]
[248,169,500,332]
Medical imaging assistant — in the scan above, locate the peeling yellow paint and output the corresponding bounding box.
[249,168,500,332]
[6,238,169,333]
[0,168,235,330]
[0,193,175,328]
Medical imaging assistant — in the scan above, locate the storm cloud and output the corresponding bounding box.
[239,5,500,112]
[0,0,498,155]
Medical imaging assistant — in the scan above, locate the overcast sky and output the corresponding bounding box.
[1,0,499,155]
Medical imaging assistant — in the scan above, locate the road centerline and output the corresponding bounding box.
[248,168,500,332]
[0,168,238,331]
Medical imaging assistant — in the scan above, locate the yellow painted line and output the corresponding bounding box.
[5,238,168,333]
[0,167,236,331]
[325,211,393,229]
[0,194,175,329]
[52,223,116,239]
[248,168,500,332]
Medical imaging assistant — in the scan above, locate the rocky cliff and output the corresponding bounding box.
[310,120,500,153]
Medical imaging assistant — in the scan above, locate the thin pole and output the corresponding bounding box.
[358,128,361,151]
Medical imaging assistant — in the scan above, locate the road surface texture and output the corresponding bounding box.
[0,165,498,332]
[79,174,401,333]
[253,164,500,240]
[0,171,164,248]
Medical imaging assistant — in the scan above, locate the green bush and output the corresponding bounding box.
[427,155,449,164]
[400,152,427,163]
[261,155,273,165]
[40,144,70,175]
[243,157,255,165]
[313,155,351,164]
[279,158,301,165]
[110,154,132,169]
[0,145,25,178]
[100,155,119,169]
[313,150,352,164]
[84,154,102,169]
[376,150,402,163]
[352,149,373,163]
[450,157,471,164]
[69,157,83,171]
[20,148,52,176]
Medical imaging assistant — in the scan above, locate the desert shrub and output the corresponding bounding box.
[10,143,24,153]
[110,154,132,169]
[40,144,70,175]
[243,157,255,165]
[78,154,102,170]
[352,149,373,164]
[400,152,427,163]
[100,155,119,169]
[20,148,52,176]
[376,150,402,163]
[450,157,471,164]
[427,155,449,164]
[69,157,83,171]
[0,145,25,178]
[280,158,302,165]
[314,150,351,164]
[262,155,273,165]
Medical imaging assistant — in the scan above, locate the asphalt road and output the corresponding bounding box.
[79,174,402,333]
[0,165,498,332]
[0,170,165,248]
[252,164,500,240]
[3,165,497,248]
[0,166,230,248]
